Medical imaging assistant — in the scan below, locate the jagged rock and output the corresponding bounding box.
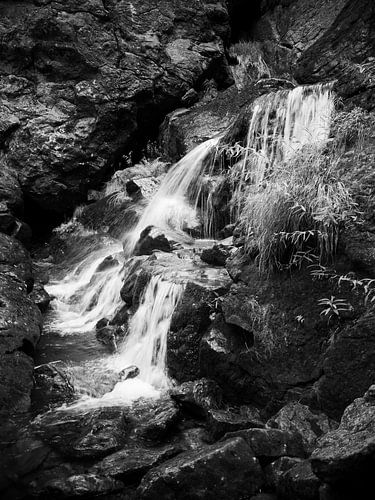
[223,429,306,460]
[278,460,321,500]
[95,444,182,482]
[129,396,180,443]
[0,202,15,233]
[110,304,130,327]
[207,406,264,442]
[181,89,199,107]
[170,378,223,418]
[264,457,303,490]
[267,403,337,454]
[11,219,32,247]
[33,361,75,409]
[42,474,125,499]
[311,390,375,484]
[29,282,51,313]
[316,310,375,419]
[137,437,264,499]
[0,234,42,417]
[33,406,127,459]
[201,244,232,266]
[134,226,172,256]
[0,232,33,286]
[0,0,230,222]
[199,315,254,403]
[96,325,125,351]
[119,366,140,381]
[167,282,219,382]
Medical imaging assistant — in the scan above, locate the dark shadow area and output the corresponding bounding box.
[228,0,262,43]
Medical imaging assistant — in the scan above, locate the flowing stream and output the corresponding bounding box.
[42,82,335,409]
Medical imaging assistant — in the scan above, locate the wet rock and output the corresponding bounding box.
[316,309,375,419]
[129,396,180,443]
[11,219,32,247]
[33,361,75,409]
[224,429,306,461]
[181,88,199,107]
[42,474,125,499]
[0,1,231,220]
[159,85,240,162]
[0,202,15,233]
[207,406,264,441]
[137,437,264,499]
[311,390,375,484]
[278,460,321,500]
[170,378,223,418]
[0,232,33,286]
[0,351,35,416]
[221,283,254,333]
[199,315,254,403]
[95,444,182,482]
[110,304,130,327]
[200,244,231,266]
[119,366,140,381]
[96,325,125,351]
[120,256,149,306]
[95,255,119,273]
[34,406,127,459]
[264,457,303,490]
[167,282,217,382]
[134,226,172,256]
[29,282,51,313]
[0,235,42,417]
[267,403,337,454]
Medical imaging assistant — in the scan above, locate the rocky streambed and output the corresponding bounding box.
[1,0,375,499]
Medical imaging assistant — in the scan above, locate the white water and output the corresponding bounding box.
[124,137,220,253]
[114,276,183,387]
[46,242,124,334]
[43,83,334,407]
[231,83,334,216]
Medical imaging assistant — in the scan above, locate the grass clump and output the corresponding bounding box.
[240,145,358,271]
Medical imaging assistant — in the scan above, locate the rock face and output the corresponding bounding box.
[0,0,230,224]
[0,233,42,418]
[311,387,375,485]
[137,437,264,500]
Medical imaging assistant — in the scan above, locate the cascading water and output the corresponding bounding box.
[230,83,334,216]
[42,82,335,408]
[46,241,124,335]
[107,276,184,396]
[124,137,220,253]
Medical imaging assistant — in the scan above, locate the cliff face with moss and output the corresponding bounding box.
[1,1,375,499]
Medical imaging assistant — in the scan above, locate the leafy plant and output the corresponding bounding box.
[318,296,353,322]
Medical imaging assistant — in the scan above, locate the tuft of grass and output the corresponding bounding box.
[239,145,358,271]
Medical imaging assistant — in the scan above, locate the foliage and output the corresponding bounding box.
[332,106,370,148]
[238,145,358,271]
[318,296,353,323]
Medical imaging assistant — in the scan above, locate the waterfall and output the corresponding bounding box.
[124,137,220,253]
[230,83,334,216]
[112,276,184,389]
[46,242,124,334]
[70,275,184,407]
[43,82,335,407]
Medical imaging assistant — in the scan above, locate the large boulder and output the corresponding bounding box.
[311,386,375,484]
[0,0,230,224]
[267,403,337,454]
[137,437,264,499]
[315,310,375,420]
